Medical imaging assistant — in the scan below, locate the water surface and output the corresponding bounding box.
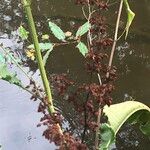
[0,0,150,149]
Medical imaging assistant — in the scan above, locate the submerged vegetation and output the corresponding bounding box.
[0,0,150,149]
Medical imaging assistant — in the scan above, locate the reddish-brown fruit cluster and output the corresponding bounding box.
[85,50,108,73]
[27,0,117,149]
[75,0,108,10]
[50,74,74,95]
[26,79,44,101]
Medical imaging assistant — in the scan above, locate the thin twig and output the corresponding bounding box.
[94,76,102,150]
[95,2,123,149]
[95,106,102,150]
[54,40,77,47]
[82,71,93,142]
[106,0,123,78]
[95,1,123,149]
[82,6,88,20]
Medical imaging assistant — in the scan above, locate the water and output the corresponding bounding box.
[0,0,150,149]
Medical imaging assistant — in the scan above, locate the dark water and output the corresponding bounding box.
[0,0,150,149]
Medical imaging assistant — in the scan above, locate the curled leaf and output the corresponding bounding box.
[123,0,135,39]
[99,101,150,150]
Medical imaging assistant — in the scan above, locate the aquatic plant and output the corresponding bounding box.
[0,0,149,150]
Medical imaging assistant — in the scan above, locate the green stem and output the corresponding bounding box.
[22,0,55,114]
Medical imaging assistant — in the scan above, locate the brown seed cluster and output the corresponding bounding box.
[27,1,117,149]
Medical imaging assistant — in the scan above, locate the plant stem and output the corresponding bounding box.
[95,107,102,150]
[95,1,123,149]
[21,0,55,114]
[86,1,103,148]
[106,0,123,78]
[94,75,102,150]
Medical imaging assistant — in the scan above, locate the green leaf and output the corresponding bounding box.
[18,25,29,40]
[43,45,54,66]
[127,111,143,125]
[104,101,150,134]
[48,21,66,41]
[0,64,21,86]
[76,42,88,57]
[123,0,135,39]
[76,22,91,38]
[139,111,150,136]
[99,124,115,150]
[100,101,150,149]
[0,52,5,63]
[28,43,53,52]
[140,120,150,136]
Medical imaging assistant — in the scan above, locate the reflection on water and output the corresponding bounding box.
[0,0,150,149]
[0,81,56,150]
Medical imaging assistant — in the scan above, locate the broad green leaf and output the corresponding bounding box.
[43,45,54,66]
[76,22,91,38]
[48,21,66,41]
[18,25,29,40]
[99,101,150,150]
[28,43,53,52]
[103,101,150,134]
[76,42,88,57]
[123,0,135,39]
[99,124,115,150]
[0,64,21,86]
